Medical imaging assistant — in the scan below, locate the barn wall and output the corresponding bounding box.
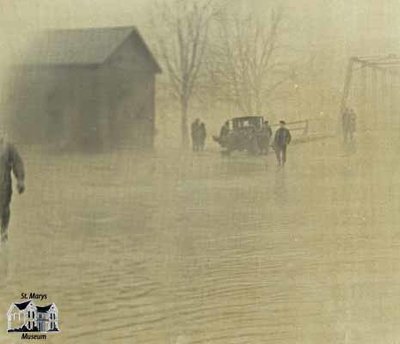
[9,66,100,149]
[9,33,158,151]
[98,35,157,149]
[9,66,59,144]
[100,70,155,149]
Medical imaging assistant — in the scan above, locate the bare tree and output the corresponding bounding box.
[151,0,216,148]
[209,9,292,115]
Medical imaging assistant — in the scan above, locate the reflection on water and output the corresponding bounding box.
[342,139,357,156]
[273,168,287,205]
[0,134,400,344]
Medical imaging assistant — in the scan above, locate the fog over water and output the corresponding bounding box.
[1,130,400,343]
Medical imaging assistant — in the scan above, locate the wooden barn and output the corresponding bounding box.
[9,26,161,150]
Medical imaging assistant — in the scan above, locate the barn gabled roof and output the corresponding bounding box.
[22,26,161,72]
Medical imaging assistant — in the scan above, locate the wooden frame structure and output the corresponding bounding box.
[340,54,400,115]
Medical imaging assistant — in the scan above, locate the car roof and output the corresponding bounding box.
[232,116,264,121]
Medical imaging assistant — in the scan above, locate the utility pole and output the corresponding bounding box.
[339,57,355,134]
[340,57,356,115]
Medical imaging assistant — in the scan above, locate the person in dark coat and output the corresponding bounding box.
[198,122,207,151]
[342,107,350,142]
[265,120,273,138]
[219,121,229,139]
[342,107,357,143]
[348,108,357,142]
[191,118,200,151]
[259,120,273,154]
[0,137,25,244]
[273,120,292,166]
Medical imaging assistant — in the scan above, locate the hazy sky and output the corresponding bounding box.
[0,0,399,52]
[0,0,399,92]
[0,0,398,60]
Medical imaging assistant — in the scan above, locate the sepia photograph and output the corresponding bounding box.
[0,0,399,343]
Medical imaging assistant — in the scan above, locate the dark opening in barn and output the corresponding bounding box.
[9,26,161,151]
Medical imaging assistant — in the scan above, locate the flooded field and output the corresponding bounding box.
[1,131,400,344]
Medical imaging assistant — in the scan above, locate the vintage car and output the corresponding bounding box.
[213,116,272,155]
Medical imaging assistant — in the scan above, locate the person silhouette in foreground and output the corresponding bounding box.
[273,120,292,166]
[0,132,25,244]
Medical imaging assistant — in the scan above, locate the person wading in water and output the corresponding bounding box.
[273,120,292,166]
[0,130,25,245]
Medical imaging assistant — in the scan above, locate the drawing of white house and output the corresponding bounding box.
[7,300,59,333]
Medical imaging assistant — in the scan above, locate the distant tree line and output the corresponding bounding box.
[149,0,339,148]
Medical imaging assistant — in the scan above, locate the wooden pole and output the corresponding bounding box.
[360,66,367,131]
[372,68,378,127]
[381,69,387,119]
[339,57,356,135]
[340,57,356,115]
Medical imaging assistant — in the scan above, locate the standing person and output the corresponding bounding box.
[265,120,273,139]
[273,120,292,166]
[219,121,229,140]
[342,107,350,143]
[260,120,273,154]
[191,118,200,151]
[198,122,207,151]
[213,121,230,148]
[348,108,357,142]
[0,134,25,244]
